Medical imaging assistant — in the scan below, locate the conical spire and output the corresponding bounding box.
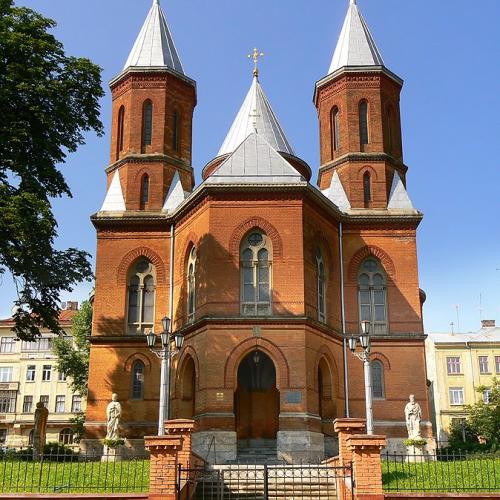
[218,75,294,157]
[328,0,384,74]
[124,0,184,74]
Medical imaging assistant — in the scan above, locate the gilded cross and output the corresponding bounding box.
[248,47,264,77]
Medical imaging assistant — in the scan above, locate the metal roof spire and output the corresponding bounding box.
[217,50,294,157]
[124,0,184,74]
[328,0,384,74]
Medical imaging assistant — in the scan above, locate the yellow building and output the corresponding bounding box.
[426,320,500,441]
[0,302,84,448]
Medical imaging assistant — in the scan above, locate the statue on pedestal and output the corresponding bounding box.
[33,402,49,458]
[404,394,422,439]
[105,393,122,440]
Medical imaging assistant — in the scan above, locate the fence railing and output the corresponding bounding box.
[0,448,150,493]
[382,449,500,493]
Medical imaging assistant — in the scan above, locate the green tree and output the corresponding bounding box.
[53,300,92,397]
[0,1,104,340]
[462,378,500,451]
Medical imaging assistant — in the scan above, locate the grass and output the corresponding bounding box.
[0,458,149,493]
[383,455,500,492]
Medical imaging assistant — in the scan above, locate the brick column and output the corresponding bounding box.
[144,435,183,500]
[347,434,386,500]
[165,419,195,470]
[334,418,366,466]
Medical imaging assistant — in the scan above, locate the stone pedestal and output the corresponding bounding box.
[192,431,237,464]
[101,444,124,462]
[405,444,425,463]
[277,431,324,463]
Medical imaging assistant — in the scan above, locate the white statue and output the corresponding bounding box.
[105,393,122,440]
[404,394,422,439]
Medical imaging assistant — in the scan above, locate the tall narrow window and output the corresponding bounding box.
[386,106,393,153]
[127,258,156,334]
[363,171,371,206]
[240,231,272,316]
[358,258,387,335]
[172,111,179,151]
[316,248,326,323]
[331,107,340,153]
[141,174,149,206]
[117,106,125,159]
[371,360,385,399]
[142,100,153,149]
[187,247,196,323]
[132,360,145,399]
[359,100,369,148]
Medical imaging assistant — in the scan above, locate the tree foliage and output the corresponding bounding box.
[0,0,104,339]
[53,300,92,396]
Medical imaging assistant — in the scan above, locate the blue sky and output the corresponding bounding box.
[2,0,499,333]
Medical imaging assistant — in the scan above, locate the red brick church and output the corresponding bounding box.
[84,0,431,461]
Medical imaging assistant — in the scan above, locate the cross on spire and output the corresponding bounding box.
[248,47,264,78]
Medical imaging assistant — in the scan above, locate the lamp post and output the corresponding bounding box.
[349,320,374,435]
[145,316,185,436]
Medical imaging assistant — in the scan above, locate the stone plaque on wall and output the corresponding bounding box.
[285,391,302,404]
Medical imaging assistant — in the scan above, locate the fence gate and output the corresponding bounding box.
[177,462,353,500]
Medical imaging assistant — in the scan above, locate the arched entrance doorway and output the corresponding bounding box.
[178,356,196,419]
[235,350,279,442]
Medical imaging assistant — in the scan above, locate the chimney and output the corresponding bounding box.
[66,301,79,311]
[481,320,495,328]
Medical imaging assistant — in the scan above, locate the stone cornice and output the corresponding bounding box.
[319,152,408,175]
[109,66,196,90]
[105,154,192,175]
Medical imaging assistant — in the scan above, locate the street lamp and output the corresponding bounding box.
[349,321,374,435]
[145,316,184,436]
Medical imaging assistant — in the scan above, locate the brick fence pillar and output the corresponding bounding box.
[334,418,367,466]
[347,434,386,500]
[144,435,183,500]
[165,419,195,471]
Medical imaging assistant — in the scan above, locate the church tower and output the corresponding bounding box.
[315,0,410,210]
[103,0,196,212]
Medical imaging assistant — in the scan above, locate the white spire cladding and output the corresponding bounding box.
[101,170,126,212]
[322,171,351,212]
[328,0,384,74]
[387,171,414,210]
[163,171,186,213]
[124,0,184,74]
[217,75,294,157]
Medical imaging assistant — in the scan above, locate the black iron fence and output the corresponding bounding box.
[0,448,149,493]
[178,462,353,500]
[382,449,500,493]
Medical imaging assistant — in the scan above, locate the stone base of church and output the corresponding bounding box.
[192,431,237,464]
[80,438,146,458]
[277,431,324,463]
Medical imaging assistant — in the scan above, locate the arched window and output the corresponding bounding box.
[172,111,179,151]
[187,246,196,323]
[331,107,340,153]
[59,428,74,445]
[386,106,393,153]
[359,100,369,148]
[358,258,387,335]
[363,171,371,206]
[316,248,326,323]
[371,360,385,399]
[127,258,156,334]
[240,231,272,316]
[142,100,153,149]
[132,360,145,399]
[141,174,149,206]
[116,106,125,159]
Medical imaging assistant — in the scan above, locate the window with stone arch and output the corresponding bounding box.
[240,231,272,316]
[116,105,125,160]
[358,258,388,335]
[316,248,326,323]
[131,360,145,400]
[331,106,340,154]
[363,171,371,207]
[359,100,369,149]
[172,110,180,152]
[142,99,153,150]
[127,258,156,334]
[371,360,385,399]
[140,174,149,208]
[187,246,196,323]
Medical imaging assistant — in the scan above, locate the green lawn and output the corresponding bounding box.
[383,456,500,492]
[0,458,149,493]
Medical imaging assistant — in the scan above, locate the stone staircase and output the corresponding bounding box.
[192,464,338,499]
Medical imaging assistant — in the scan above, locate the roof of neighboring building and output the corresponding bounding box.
[328,0,385,74]
[123,0,184,74]
[428,327,500,345]
[0,309,77,329]
[217,75,294,158]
